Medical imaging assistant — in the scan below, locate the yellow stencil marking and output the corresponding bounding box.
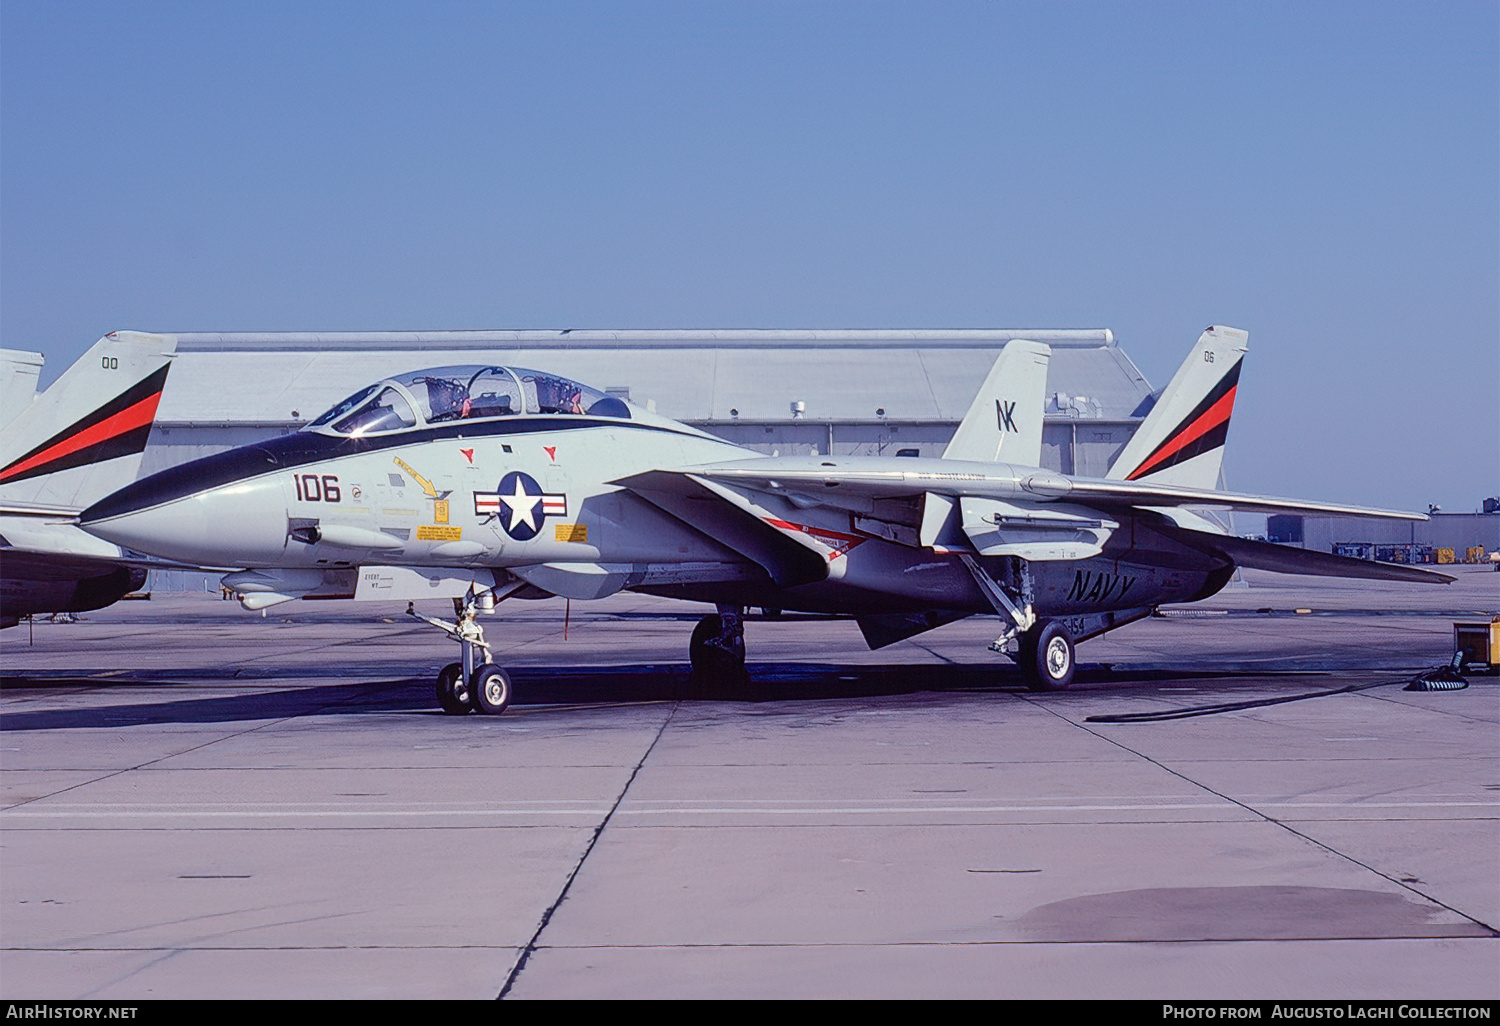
[554,523,588,543]
[393,456,439,498]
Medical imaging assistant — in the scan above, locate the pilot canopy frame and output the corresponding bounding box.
[306,365,632,438]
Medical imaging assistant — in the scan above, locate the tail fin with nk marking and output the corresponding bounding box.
[942,339,1051,466]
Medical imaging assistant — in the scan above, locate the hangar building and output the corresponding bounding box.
[138,328,1157,478]
[1268,507,1500,567]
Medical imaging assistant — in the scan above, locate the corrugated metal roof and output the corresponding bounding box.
[168,328,1114,350]
[148,330,1153,425]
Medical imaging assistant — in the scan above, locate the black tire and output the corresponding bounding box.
[689,613,748,692]
[435,662,472,715]
[1022,621,1076,692]
[471,664,513,715]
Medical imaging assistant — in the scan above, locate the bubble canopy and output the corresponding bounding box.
[306,366,631,436]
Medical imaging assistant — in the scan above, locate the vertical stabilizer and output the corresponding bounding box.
[942,339,1051,466]
[1106,325,1247,488]
[0,331,176,510]
[0,350,46,431]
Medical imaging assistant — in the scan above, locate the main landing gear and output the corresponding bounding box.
[960,554,1082,692]
[1018,620,1076,692]
[689,605,749,694]
[409,589,513,715]
[682,597,1079,695]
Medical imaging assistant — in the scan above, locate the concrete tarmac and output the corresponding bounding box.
[1,568,1496,1000]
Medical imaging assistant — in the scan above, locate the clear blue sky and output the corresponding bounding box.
[2,1,1495,512]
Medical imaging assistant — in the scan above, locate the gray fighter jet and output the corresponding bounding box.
[78,326,1449,713]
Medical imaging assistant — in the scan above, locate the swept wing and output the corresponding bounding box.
[615,454,1451,585]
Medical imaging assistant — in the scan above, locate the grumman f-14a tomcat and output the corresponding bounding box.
[78,325,1450,715]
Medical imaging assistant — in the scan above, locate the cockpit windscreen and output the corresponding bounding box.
[306,365,630,436]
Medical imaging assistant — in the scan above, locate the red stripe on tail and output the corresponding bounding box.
[1127,386,1237,481]
[0,392,163,483]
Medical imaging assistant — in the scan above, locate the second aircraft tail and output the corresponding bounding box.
[0,331,176,511]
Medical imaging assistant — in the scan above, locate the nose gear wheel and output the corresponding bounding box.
[435,661,472,715]
[471,664,513,715]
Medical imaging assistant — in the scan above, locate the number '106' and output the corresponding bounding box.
[295,474,341,502]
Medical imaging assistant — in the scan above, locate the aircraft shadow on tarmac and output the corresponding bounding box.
[0,662,1343,731]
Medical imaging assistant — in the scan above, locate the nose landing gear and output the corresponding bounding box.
[409,586,517,715]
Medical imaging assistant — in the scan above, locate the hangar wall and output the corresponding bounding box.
[137,328,1156,481]
[1268,509,1500,565]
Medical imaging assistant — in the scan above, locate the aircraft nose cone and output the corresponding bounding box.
[81,478,289,565]
[81,493,207,560]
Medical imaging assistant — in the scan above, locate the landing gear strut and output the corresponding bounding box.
[409,588,514,715]
[959,554,1079,692]
[689,605,749,694]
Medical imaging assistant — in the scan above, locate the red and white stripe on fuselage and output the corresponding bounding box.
[763,517,868,560]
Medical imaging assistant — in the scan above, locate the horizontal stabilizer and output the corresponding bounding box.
[1157,525,1454,584]
[1061,477,1430,521]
